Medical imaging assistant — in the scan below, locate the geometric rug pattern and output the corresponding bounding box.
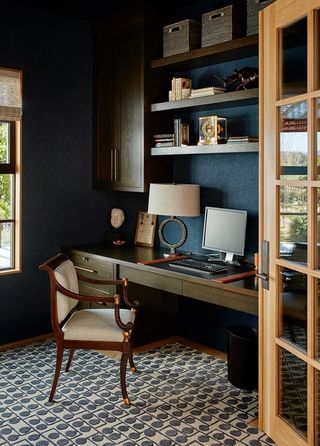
[0,341,276,445]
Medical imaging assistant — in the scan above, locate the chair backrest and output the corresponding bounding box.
[54,259,79,323]
[40,254,79,324]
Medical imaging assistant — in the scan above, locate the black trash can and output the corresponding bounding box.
[226,325,258,390]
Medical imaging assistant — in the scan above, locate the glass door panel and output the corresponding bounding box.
[279,347,308,439]
[280,101,308,180]
[316,369,320,445]
[316,99,320,180]
[279,185,308,264]
[317,189,320,269]
[281,17,307,99]
[315,279,320,359]
[316,10,320,91]
[280,266,307,351]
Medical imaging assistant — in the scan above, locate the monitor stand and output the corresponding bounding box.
[224,252,241,266]
[208,252,241,266]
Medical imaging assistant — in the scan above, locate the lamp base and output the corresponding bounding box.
[159,216,187,257]
[162,251,185,258]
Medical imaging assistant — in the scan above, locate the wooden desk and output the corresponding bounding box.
[63,243,258,316]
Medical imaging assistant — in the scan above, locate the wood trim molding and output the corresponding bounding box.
[0,332,53,352]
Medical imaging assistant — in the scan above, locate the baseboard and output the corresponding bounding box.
[0,332,53,351]
[133,335,227,361]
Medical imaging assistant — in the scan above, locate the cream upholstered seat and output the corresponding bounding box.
[39,253,139,405]
[62,309,135,342]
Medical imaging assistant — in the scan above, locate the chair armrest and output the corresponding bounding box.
[113,294,134,332]
[77,272,125,286]
[55,281,114,304]
[121,278,140,310]
[113,278,139,332]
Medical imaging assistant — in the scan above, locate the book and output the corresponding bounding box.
[175,78,192,100]
[153,133,175,138]
[154,138,175,143]
[173,119,190,146]
[228,136,258,143]
[174,118,181,146]
[155,141,175,147]
[170,77,192,100]
[171,77,177,101]
[190,86,225,98]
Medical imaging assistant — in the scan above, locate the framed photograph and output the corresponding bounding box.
[134,210,157,247]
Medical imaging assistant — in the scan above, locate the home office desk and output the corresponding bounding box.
[63,243,258,316]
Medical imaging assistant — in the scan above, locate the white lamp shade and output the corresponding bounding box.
[148,183,200,217]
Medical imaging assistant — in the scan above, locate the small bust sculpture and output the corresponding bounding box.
[111,208,125,229]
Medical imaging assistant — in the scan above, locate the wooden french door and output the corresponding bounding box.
[260,1,320,445]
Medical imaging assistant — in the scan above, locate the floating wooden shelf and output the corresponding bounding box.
[151,35,259,70]
[151,142,259,156]
[151,89,259,112]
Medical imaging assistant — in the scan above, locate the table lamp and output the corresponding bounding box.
[148,183,200,257]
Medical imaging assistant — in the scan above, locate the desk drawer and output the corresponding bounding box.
[183,281,258,315]
[69,252,114,274]
[119,266,183,295]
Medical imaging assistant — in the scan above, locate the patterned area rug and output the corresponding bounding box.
[0,341,275,446]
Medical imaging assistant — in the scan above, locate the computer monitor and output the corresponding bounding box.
[202,207,247,264]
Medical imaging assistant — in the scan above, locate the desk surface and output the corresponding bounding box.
[63,243,258,315]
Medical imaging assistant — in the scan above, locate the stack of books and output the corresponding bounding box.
[169,77,192,101]
[189,86,225,98]
[153,133,175,147]
[228,136,258,143]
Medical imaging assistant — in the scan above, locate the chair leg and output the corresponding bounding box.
[129,346,137,372]
[120,352,130,405]
[65,348,75,372]
[49,342,64,402]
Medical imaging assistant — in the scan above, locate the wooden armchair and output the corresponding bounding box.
[39,253,139,405]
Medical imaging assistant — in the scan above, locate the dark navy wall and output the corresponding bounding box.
[0,1,120,343]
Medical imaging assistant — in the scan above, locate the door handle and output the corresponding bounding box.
[258,240,269,290]
[256,272,268,280]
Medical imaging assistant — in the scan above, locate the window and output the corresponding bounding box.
[0,69,22,273]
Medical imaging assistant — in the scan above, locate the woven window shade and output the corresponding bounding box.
[0,69,22,121]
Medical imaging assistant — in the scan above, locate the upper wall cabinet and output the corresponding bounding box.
[93,4,171,192]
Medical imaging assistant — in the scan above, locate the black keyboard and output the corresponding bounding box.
[168,258,228,275]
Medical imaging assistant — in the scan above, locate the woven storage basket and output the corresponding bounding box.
[201,4,246,47]
[247,0,275,36]
[163,19,200,57]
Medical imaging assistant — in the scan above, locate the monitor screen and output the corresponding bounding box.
[202,207,247,260]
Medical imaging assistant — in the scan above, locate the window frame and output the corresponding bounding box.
[0,119,21,274]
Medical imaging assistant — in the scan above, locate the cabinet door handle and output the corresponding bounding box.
[114,149,120,182]
[110,149,115,181]
[75,265,98,274]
